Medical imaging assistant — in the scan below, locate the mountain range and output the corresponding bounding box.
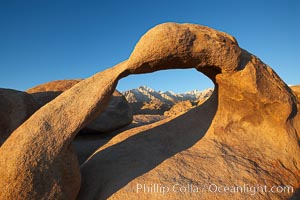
[122,86,213,105]
[121,86,214,115]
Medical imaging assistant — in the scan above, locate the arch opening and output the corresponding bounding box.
[117,68,215,119]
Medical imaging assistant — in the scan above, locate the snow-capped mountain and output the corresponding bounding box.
[122,86,213,105]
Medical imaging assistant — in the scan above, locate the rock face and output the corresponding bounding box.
[27,80,133,133]
[0,23,299,200]
[0,88,39,146]
[138,99,170,115]
[164,100,194,117]
[0,64,128,199]
[291,85,300,99]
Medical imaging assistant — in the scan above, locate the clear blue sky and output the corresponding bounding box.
[0,0,299,93]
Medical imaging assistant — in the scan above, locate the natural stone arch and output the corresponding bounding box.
[124,23,241,80]
[0,23,298,200]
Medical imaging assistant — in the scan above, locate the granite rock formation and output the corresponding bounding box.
[0,64,127,199]
[0,88,39,146]
[0,23,299,200]
[291,85,300,99]
[79,23,300,200]
[27,80,133,133]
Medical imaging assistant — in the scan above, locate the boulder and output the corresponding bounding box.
[27,80,133,133]
[290,85,300,99]
[26,79,82,106]
[85,90,133,133]
[0,23,299,200]
[0,88,39,146]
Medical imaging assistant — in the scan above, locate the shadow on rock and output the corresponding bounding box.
[78,88,218,199]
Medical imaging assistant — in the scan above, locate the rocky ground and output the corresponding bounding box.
[0,23,299,200]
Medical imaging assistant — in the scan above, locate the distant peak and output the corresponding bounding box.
[184,89,200,94]
[123,86,214,94]
[162,90,176,95]
[138,85,155,92]
[138,85,149,89]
